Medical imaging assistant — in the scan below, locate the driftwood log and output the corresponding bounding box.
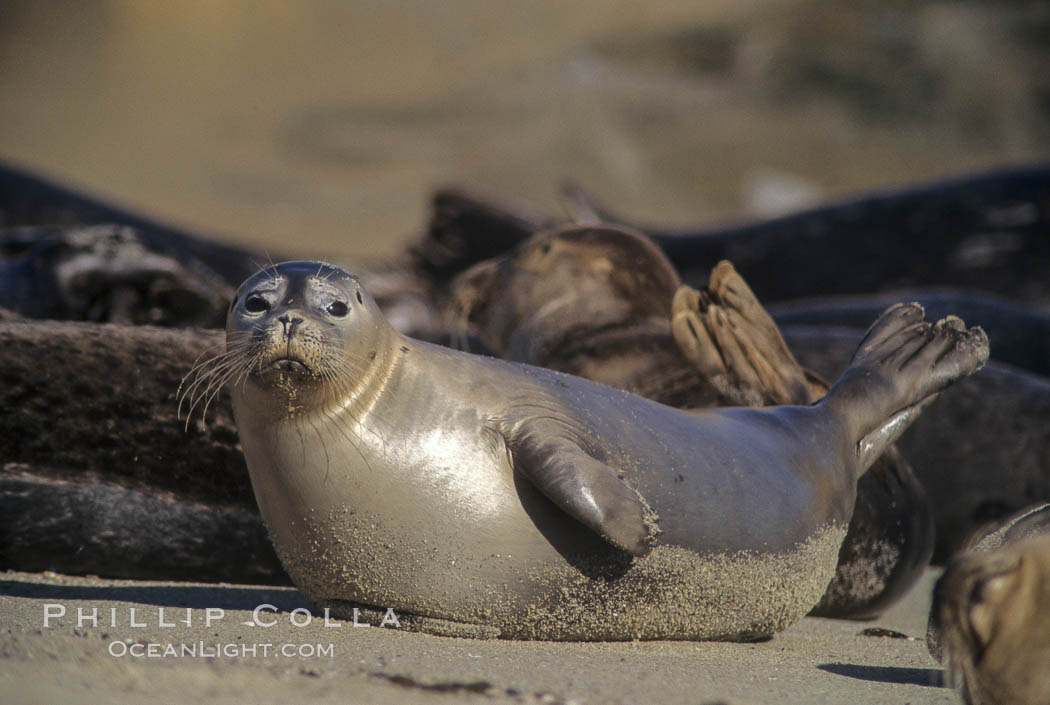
[0,163,268,287]
[0,317,287,584]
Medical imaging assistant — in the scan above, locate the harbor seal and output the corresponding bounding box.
[210,260,988,641]
[927,504,1050,705]
[451,225,934,619]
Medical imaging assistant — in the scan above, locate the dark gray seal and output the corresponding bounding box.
[768,290,1050,379]
[927,504,1050,705]
[419,165,1050,306]
[211,260,988,641]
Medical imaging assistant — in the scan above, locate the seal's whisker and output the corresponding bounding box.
[304,413,333,481]
[179,351,245,427]
[318,263,337,282]
[316,392,373,474]
[178,344,242,403]
[248,256,268,276]
[325,360,397,437]
[180,348,249,403]
[186,362,244,426]
[197,364,247,426]
[298,418,310,470]
[235,350,266,398]
[178,344,224,390]
[320,366,385,439]
[178,339,260,428]
[263,250,279,285]
[180,342,253,392]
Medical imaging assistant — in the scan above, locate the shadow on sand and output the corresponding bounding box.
[818,663,945,688]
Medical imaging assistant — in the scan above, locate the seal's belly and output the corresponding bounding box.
[243,409,844,639]
[243,409,583,621]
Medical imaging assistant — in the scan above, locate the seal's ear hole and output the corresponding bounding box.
[540,242,552,255]
[244,293,270,314]
[356,290,363,304]
[327,300,349,318]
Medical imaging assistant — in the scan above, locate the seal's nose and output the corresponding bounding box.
[278,313,303,338]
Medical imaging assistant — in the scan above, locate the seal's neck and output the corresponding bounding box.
[232,325,407,428]
[324,329,409,425]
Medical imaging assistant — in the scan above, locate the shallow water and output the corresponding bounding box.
[1,1,1047,259]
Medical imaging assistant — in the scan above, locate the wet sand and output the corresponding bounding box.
[2,568,953,705]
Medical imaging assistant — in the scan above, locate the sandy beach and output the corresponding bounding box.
[2,568,953,705]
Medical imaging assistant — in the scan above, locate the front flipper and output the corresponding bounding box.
[505,422,657,557]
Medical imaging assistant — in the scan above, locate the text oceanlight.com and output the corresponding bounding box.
[42,603,401,659]
[107,641,334,658]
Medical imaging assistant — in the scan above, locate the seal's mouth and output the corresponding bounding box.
[255,356,313,376]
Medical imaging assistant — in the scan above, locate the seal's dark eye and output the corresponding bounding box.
[244,294,269,314]
[326,300,349,317]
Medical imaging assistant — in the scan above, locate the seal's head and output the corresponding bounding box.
[931,535,1050,705]
[179,261,390,424]
[227,261,389,396]
[451,225,681,361]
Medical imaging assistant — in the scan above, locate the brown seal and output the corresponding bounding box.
[451,223,726,408]
[452,225,934,618]
[927,503,1050,705]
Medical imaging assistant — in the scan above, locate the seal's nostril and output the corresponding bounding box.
[278,313,304,337]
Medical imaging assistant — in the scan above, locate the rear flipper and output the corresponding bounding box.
[826,302,990,472]
[670,261,815,407]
